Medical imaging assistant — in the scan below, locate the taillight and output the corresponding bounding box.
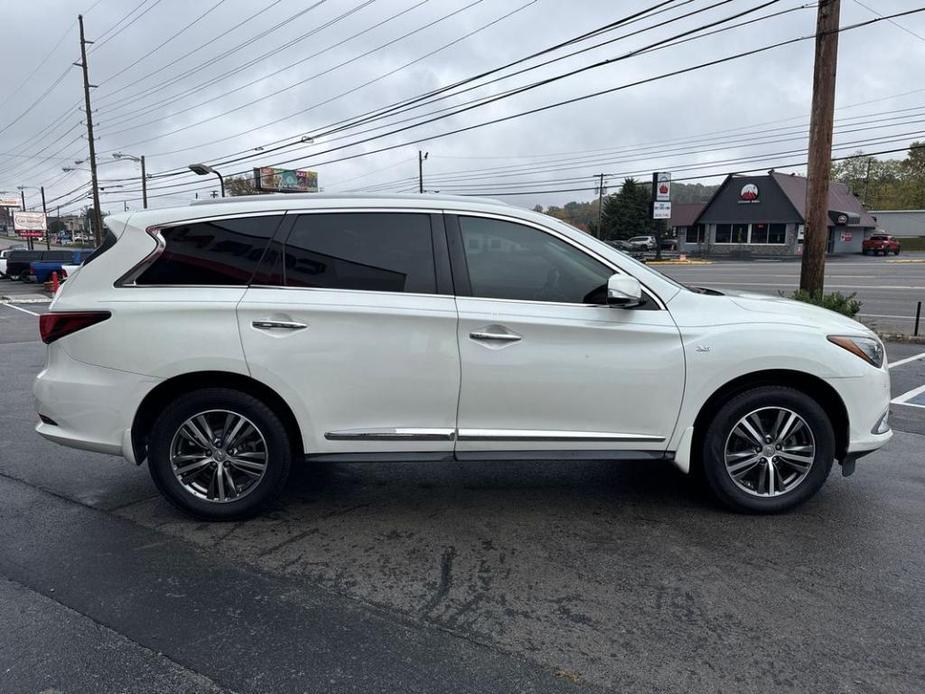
[39,311,111,344]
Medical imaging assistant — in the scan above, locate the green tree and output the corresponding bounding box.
[601,177,653,240]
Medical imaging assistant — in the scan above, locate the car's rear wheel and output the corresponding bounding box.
[147,388,292,520]
[701,386,834,513]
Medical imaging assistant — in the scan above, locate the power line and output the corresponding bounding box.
[98,0,229,84]
[97,0,491,141]
[851,0,925,42]
[93,0,326,107]
[108,5,925,201]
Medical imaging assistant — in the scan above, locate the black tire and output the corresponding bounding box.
[862,249,869,255]
[701,386,834,514]
[18,269,30,282]
[894,248,901,255]
[147,388,293,520]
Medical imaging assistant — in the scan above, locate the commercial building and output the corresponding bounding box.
[675,171,876,256]
[868,209,925,238]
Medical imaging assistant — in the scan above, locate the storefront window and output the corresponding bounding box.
[731,224,749,243]
[751,223,769,244]
[715,224,732,243]
[768,223,786,244]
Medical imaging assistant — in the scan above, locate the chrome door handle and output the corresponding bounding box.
[252,320,307,331]
[469,331,522,342]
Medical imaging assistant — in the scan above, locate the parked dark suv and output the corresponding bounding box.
[4,249,80,282]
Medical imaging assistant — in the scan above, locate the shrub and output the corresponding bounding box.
[788,289,862,317]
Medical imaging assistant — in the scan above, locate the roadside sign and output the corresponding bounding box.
[655,172,671,202]
[13,210,47,240]
[0,197,20,207]
[653,201,671,219]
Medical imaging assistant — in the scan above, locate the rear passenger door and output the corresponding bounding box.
[236,210,460,458]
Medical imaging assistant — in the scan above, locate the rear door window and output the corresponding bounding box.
[277,212,436,294]
[136,215,284,286]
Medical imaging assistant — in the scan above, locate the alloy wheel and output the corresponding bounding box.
[723,406,815,497]
[169,409,268,503]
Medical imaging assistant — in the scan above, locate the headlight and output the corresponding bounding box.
[827,335,884,368]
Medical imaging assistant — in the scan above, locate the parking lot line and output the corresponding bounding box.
[891,383,925,409]
[0,303,39,317]
[888,352,925,369]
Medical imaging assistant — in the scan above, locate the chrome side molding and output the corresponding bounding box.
[323,428,664,443]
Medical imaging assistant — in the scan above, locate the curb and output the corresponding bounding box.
[876,333,925,344]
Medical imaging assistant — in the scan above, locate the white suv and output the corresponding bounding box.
[34,194,892,519]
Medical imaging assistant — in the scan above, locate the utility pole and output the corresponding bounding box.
[141,155,147,209]
[41,186,49,250]
[76,15,103,246]
[19,188,33,251]
[418,151,428,193]
[799,0,841,294]
[861,156,872,206]
[596,173,605,238]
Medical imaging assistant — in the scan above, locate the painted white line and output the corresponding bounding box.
[893,401,925,410]
[0,302,39,317]
[691,282,925,290]
[858,313,916,321]
[891,382,925,406]
[888,352,925,369]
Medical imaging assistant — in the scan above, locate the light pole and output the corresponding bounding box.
[113,152,147,209]
[189,163,224,197]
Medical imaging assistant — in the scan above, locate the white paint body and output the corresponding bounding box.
[33,194,892,469]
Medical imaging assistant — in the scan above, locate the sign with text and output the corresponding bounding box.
[652,201,671,219]
[0,197,20,208]
[13,210,47,232]
[654,172,671,202]
[253,167,318,193]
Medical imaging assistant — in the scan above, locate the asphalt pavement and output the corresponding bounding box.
[1,285,924,693]
[660,253,925,334]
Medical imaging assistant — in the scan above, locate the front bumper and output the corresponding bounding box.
[826,366,893,457]
[33,344,159,460]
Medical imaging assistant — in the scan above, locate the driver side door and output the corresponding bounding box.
[447,213,685,458]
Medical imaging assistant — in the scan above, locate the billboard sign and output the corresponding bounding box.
[0,197,20,208]
[652,201,671,219]
[253,167,318,193]
[13,210,47,231]
[654,172,671,202]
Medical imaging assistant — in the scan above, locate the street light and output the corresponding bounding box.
[113,152,148,209]
[189,163,224,197]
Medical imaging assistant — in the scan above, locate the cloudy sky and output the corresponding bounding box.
[1,0,923,216]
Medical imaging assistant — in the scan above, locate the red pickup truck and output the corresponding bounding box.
[863,234,901,256]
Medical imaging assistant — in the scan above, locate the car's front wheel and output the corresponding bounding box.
[147,388,293,520]
[701,386,834,513]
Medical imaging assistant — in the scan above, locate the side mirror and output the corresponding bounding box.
[607,273,644,308]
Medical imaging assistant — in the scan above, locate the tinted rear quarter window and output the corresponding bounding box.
[136,216,283,285]
[279,212,436,293]
[82,226,117,267]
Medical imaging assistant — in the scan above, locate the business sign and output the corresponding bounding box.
[841,231,853,243]
[655,172,671,202]
[835,213,849,225]
[738,183,760,203]
[0,197,20,208]
[653,201,671,219]
[253,167,318,193]
[13,210,47,232]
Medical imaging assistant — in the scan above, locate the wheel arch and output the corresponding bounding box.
[690,369,849,470]
[131,371,303,465]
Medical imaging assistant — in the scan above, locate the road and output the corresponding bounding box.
[660,254,925,334]
[1,301,923,693]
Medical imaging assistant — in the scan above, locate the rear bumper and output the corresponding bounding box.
[33,344,159,461]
